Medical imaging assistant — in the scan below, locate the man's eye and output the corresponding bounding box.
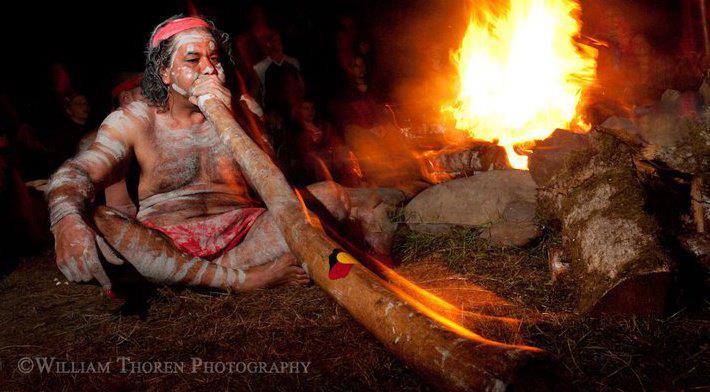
[186,58,199,63]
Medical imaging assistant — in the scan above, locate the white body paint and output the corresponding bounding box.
[240,95,264,118]
[197,93,216,108]
[95,133,129,161]
[169,30,215,67]
[172,83,188,96]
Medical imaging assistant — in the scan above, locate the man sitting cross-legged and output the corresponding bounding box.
[47,16,397,295]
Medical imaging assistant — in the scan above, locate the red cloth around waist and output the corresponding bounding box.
[142,208,265,260]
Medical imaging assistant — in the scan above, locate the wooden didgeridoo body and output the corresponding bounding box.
[200,98,562,391]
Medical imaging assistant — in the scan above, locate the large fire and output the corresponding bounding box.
[443,0,598,169]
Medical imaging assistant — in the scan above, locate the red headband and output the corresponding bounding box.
[151,17,210,47]
[111,74,142,98]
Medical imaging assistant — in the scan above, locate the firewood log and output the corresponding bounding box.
[530,130,672,315]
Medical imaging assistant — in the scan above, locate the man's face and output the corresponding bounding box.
[350,57,366,79]
[117,87,143,107]
[118,91,132,107]
[266,33,284,59]
[162,28,225,100]
[301,101,316,123]
[66,95,89,121]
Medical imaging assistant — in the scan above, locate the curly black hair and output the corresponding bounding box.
[141,15,234,111]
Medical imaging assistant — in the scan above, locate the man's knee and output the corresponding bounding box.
[89,207,151,289]
[91,205,146,254]
[305,181,351,220]
[94,205,132,223]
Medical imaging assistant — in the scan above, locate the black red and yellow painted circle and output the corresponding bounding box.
[328,249,358,280]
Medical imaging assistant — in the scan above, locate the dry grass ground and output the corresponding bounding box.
[0,252,425,391]
[0,227,707,391]
[393,227,709,391]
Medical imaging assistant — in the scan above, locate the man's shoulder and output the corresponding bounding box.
[284,55,300,69]
[254,57,272,69]
[102,101,154,133]
[123,101,155,124]
[254,58,273,74]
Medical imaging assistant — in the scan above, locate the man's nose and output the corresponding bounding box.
[199,58,218,75]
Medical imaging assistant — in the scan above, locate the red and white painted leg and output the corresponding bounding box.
[93,207,308,291]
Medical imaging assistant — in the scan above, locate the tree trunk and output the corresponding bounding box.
[530,130,672,315]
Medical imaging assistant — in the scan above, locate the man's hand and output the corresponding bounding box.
[51,214,116,289]
[190,74,232,112]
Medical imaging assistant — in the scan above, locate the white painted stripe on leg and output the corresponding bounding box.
[189,261,210,285]
[211,266,224,288]
[174,258,198,282]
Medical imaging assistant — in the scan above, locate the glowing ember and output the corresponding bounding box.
[443,0,597,169]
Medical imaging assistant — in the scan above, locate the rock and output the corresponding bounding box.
[660,89,682,110]
[528,129,591,187]
[618,91,709,175]
[637,109,684,147]
[348,187,408,207]
[600,116,640,136]
[532,132,672,315]
[597,119,647,147]
[485,201,540,246]
[590,84,709,176]
[404,170,540,246]
[592,107,709,176]
[637,108,709,174]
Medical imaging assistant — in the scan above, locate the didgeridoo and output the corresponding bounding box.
[199,97,562,391]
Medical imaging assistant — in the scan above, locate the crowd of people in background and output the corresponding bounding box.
[0,2,708,267]
[0,6,398,265]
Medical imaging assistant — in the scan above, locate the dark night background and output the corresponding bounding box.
[2,0,686,129]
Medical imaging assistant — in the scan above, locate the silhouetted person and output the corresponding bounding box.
[47,93,93,173]
[254,30,303,128]
[295,100,362,187]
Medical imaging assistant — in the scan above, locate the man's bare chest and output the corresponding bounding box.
[135,121,243,191]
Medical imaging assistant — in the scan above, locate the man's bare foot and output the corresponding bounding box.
[238,253,310,290]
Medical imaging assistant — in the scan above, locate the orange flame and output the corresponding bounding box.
[373,259,536,350]
[442,0,597,169]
